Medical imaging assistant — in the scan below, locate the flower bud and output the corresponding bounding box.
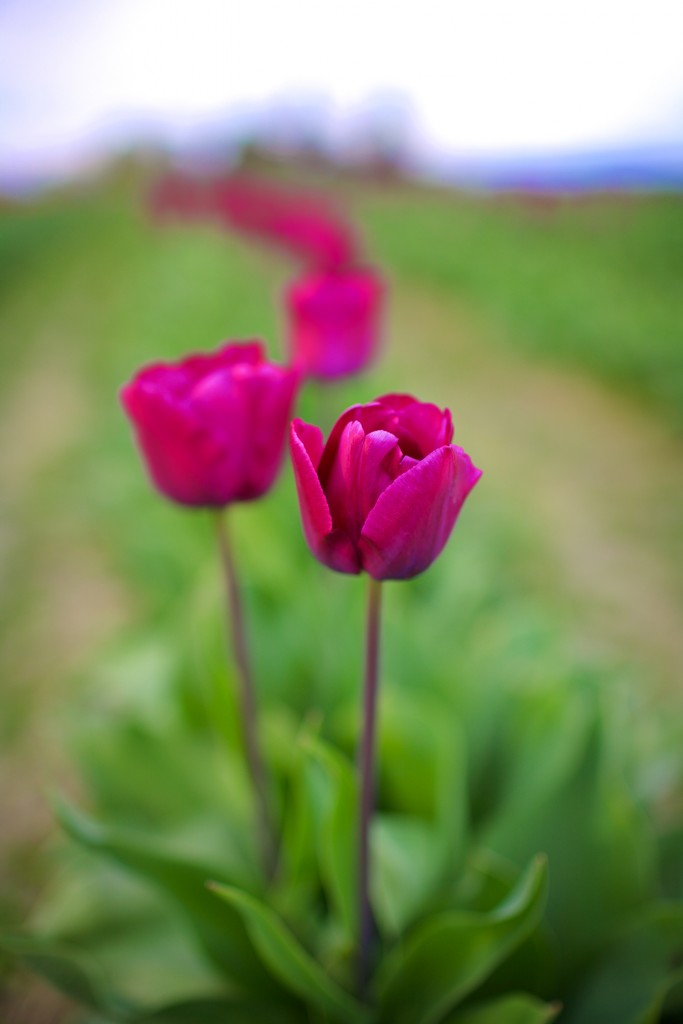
[290,394,481,580]
[286,267,384,380]
[122,342,299,507]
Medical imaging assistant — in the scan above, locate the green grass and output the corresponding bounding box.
[358,188,683,425]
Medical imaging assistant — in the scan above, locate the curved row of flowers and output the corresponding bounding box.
[120,174,481,1003]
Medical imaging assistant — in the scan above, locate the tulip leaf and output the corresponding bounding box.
[443,993,560,1023]
[0,932,134,1020]
[372,814,442,936]
[450,851,557,999]
[53,796,280,994]
[452,848,520,913]
[130,995,304,1023]
[378,691,468,862]
[75,716,256,880]
[271,727,320,920]
[369,692,468,939]
[561,902,683,1024]
[376,854,548,1024]
[31,868,228,1009]
[481,690,655,981]
[210,884,371,1024]
[301,734,359,942]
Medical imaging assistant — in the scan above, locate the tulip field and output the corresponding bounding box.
[1,166,683,1023]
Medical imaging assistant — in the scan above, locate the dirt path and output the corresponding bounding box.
[387,277,683,697]
[0,349,131,1022]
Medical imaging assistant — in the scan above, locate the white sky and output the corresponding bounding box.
[2,0,683,179]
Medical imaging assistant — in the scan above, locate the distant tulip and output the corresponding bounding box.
[211,176,357,268]
[148,174,206,222]
[121,342,298,507]
[286,267,384,380]
[290,394,481,580]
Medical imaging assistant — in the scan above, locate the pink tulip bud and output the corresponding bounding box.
[290,394,481,580]
[286,267,384,380]
[121,342,299,508]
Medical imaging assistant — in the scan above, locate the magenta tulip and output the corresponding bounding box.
[121,342,299,508]
[286,267,384,380]
[148,173,207,222]
[290,393,481,580]
[211,176,357,269]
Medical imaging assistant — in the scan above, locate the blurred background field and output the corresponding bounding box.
[2,1,683,1016]
[1,156,683,1019]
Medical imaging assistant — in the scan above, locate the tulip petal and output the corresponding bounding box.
[290,421,360,574]
[293,418,325,469]
[374,393,416,409]
[121,384,230,506]
[359,445,482,580]
[214,340,263,367]
[317,401,387,487]
[135,341,264,397]
[322,424,402,545]
[357,430,403,525]
[373,395,453,458]
[318,394,452,484]
[237,364,299,499]
[324,420,366,539]
[188,368,253,496]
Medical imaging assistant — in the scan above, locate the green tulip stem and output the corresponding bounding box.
[215,510,276,877]
[357,575,382,996]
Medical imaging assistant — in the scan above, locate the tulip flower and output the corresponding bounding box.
[290,393,480,990]
[121,341,298,508]
[148,173,207,222]
[122,341,299,875]
[290,393,481,580]
[286,267,384,380]
[210,175,357,269]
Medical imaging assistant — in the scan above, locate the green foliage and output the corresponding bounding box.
[561,905,683,1024]
[211,885,370,1023]
[374,856,548,1024]
[0,933,134,1020]
[8,641,682,1022]
[2,174,683,1022]
[53,798,277,993]
[446,993,560,1024]
[359,192,683,425]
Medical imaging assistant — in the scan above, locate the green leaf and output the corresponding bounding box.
[302,735,359,943]
[76,719,253,862]
[481,691,656,981]
[562,902,683,1024]
[451,853,557,1003]
[0,933,133,1020]
[211,884,372,1024]
[365,692,468,939]
[444,993,560,1023]
[452,849,520,913]
[372,815,442,936]
[271,726,321,922]
[53,797,280,995]
[659,823,683,901]
[131,996,305,1023]
[378,691,468,854]
[376,854,548,1024]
